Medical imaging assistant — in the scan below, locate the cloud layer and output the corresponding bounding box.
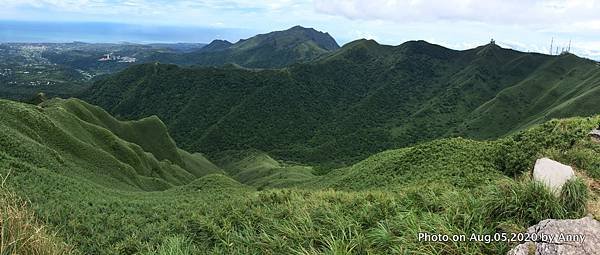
[314,0,600,27]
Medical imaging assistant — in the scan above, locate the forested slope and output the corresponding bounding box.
[85,40,600,165]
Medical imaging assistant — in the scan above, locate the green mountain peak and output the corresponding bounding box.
[200,39,233,52]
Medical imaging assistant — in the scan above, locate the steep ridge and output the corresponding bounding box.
[0,98,222,191]
[85,40,600,166]
[52,98,185,166]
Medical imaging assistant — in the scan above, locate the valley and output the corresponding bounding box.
[1,97,598,254]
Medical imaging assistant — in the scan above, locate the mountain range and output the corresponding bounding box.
[85,38,600,166]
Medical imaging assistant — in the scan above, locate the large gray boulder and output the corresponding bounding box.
[508,216,600,255]
[532,158,575,195]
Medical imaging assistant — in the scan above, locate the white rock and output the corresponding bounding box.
[532,158,574,194]
[590,129,600,142]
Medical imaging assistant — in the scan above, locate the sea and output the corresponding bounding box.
[0,20,253,44]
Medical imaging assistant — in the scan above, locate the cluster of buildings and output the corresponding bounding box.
[25,80,54,86]
[98,53,137,63]
[2,79,54,87]
[0,68,12,77]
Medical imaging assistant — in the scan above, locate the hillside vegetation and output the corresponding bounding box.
[85,40,600,166]
[1,98,599,254]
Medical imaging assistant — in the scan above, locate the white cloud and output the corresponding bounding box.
[313,0,600,30]
[0,0,309,19]
[572,41,600,59]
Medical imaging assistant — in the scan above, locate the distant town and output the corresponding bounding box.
[0,42,153,91]
[98,53,137,63]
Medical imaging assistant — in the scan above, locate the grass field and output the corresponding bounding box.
[1,98,599,254]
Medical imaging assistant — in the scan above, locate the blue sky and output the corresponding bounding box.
[1,0,600,60]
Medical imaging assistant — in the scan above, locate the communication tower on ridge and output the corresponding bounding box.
[560,40,572,55]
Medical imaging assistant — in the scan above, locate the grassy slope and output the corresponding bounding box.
[0,98,228,253]
[212,149,315,189]
[309,138,502,191]
[84,41,600,167]
[2,98,600,254]
[458,54,600,138]
[0,98,221,191]
[49,98,185,166]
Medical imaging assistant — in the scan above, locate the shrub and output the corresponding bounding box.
[495,138,538,177]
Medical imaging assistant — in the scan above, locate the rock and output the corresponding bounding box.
[507,216,600,255]
[507,242,533,255]
[590,129,600,143]
[28,92,47,105]
[532,158,575,194]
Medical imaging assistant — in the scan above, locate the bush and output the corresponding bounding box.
[495,138,538,177]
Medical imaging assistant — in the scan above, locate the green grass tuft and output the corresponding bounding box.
[153,236,195,255]
[484,180,566,226]
[560,178,589,218]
